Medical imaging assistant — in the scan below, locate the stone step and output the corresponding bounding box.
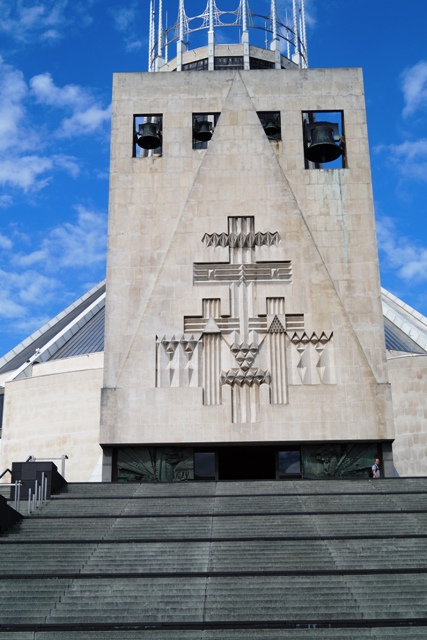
[1,630,427,640]
[0,616,49,625]
[3,537,426,573]
[6,629,426,640]
[57,479,427,497]
[6,512,426,540]
[2,574,425,621]
[2,479,426,635]
[40,493,427,517]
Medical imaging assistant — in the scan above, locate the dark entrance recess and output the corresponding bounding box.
[217,446,276,480]
[114,442,383,482]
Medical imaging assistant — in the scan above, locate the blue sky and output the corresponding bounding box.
[0,0,426,357]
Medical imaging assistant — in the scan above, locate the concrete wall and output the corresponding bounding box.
[0,354,103,483]
[388,355,427,476]
[101,66,393,447]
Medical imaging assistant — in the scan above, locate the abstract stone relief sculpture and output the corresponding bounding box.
[156,335,202,388]
[287,331,335,385]
[155,216,336,422]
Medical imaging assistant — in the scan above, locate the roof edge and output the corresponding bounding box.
[0,280,106,372]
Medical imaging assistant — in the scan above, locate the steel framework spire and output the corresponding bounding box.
[148,0,308,71]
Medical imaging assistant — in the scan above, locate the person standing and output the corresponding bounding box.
[372,458,381,478]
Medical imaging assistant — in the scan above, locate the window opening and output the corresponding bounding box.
[193,113,220,149]
[258,111,281,141]
[214,56,243,70]
[250,57,275,70]
[134,115,162,158]
[182,59,208,71]
[194,451,216,480]
[303,111,346,169]
[278,448,302,479]
[301,442,379,479]
[116,446,194,482]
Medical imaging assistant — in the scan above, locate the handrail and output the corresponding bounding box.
[0,468,12,480]
[1,463,53,516]
[27,454,68,477]
[27,472,48,515]
[1,481,22,511]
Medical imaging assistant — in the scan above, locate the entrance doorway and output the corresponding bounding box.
[217,446,276,480]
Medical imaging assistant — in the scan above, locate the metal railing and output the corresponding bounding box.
[27,472,48,515]
[27,454,68,477]
[0,467,12,481]
[1,454,68,515]
[0,480,22,511]
[1,462,58,515]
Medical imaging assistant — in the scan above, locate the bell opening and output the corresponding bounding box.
[133,115,163,157]
[193,113,219,149]
[303,112,346,169]
[258,111,281,141]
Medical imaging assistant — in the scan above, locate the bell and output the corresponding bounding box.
[263,120,280,138]
[305,121,342,164]
[135,122,161,150]
[194,120,213,142]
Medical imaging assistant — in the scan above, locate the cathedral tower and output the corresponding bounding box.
[100,0,394,481]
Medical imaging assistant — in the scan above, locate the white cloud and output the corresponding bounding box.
[0,194,13,208]
[125,39,143,53]
[0,0,69,43]
[53,154,81,178]
[18,272,60,304]
[110,2,143,52]
[15,249,49,269]
[0,268,61,319]
[13,314,53,337]
[30,72,111,139]
[49,206,107,269]
[112,5,137,33]
[401,60,427,118]
[374,60,427,188]
[13,206,107,271]
[0,59,28,152]
[377,216,427,282]
[0,155,53,191]
[0,153,80,191]
[0,59,108,193]
[0,206,106,329]
[0,233,13,250]
[30,72,90,110]
[58,104,111,138]
[374,138,427,184]
[0,291,27,320]
[49,206,108,268]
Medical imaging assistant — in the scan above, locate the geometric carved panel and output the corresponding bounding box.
[194,261,292,284]
[155,216,336,423]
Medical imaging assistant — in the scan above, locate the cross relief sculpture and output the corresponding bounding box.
[156,216,335,423]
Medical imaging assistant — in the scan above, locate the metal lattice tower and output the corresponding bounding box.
[148,0,308,72]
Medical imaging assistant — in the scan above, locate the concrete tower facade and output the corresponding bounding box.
[100,3,394,481]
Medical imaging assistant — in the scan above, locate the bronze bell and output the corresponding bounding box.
[306,121,342,164]
[194,120,213,142]
[135,122,162,150]
[263,120,280,138]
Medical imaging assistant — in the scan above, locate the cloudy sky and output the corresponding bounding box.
[0,0,426,357]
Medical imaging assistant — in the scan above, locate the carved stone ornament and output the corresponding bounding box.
[156,216,335,423]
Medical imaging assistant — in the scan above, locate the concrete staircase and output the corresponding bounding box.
[0,479,427,639]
